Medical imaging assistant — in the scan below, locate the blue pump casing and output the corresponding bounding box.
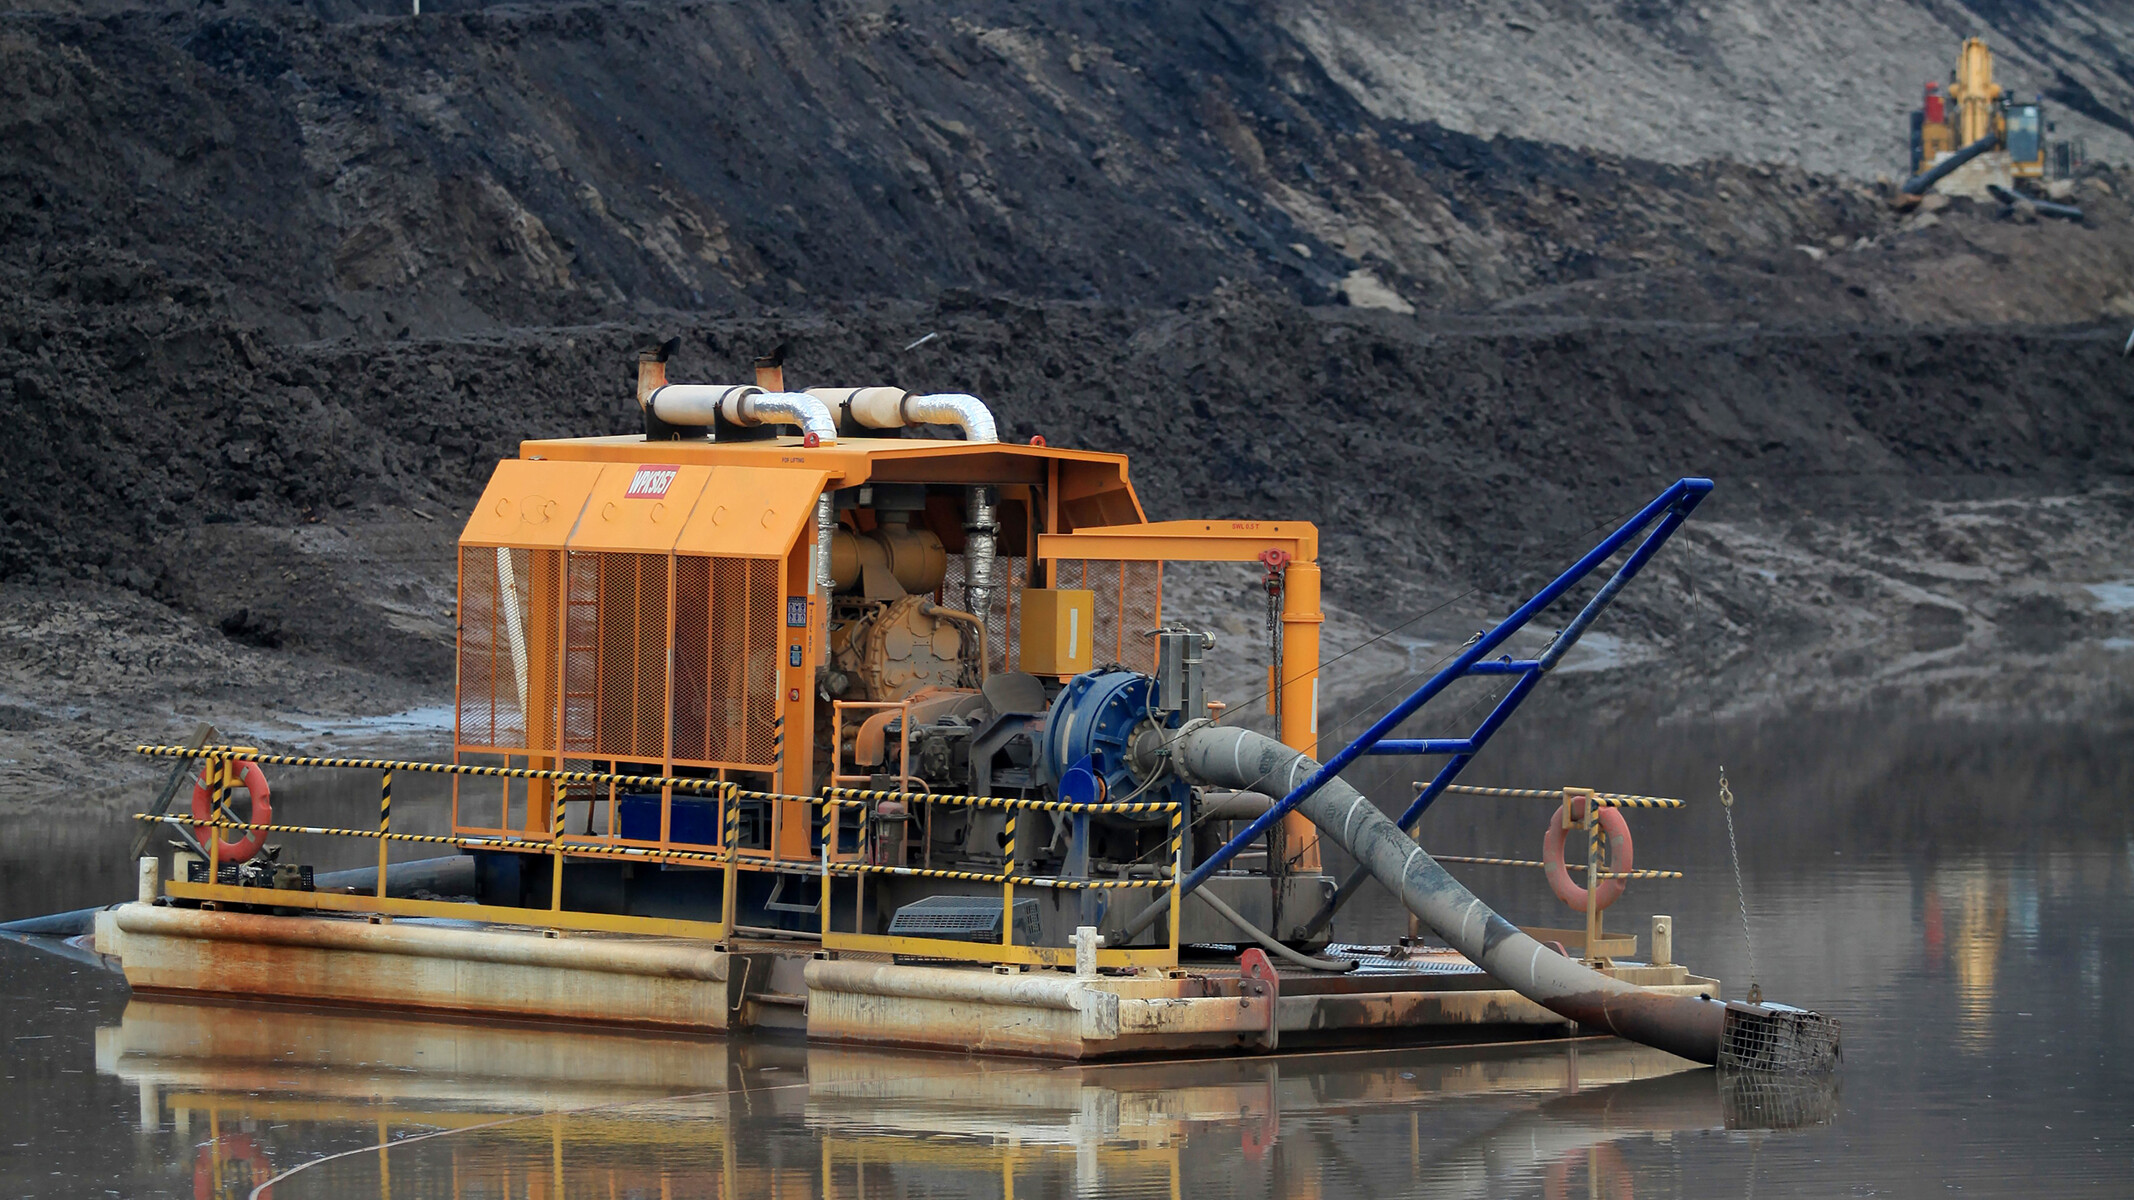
[1038,670,1188,816]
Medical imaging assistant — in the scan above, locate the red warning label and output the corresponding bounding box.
[625,464,680,499]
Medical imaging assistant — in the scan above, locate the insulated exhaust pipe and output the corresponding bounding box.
[964,484,998,628]
[635,341,839,443]
[1158,723,1839,1070]
[641,384,839,444]
[807,387,1000,443]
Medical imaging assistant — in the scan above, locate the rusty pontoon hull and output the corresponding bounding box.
[95,903,1717,1060]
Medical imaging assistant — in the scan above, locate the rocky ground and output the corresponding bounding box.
[4,0,2133,810]
[1284,0,2134,179]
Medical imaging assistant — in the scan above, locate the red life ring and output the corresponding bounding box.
[1544,1143,1633,1200]
[1541,795,1632,913]
[190,760,272,864]
[195,1131,272,1200]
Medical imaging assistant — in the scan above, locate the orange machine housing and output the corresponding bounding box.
[452,430,1324,871]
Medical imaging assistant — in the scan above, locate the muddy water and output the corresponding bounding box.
[3,708,2131,1198]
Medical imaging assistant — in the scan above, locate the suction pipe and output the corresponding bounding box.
[1165,723,1730,1064]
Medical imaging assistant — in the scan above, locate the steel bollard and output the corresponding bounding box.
[1073,925,1102,977]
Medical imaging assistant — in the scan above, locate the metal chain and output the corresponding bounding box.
[1719,766,1763,1004]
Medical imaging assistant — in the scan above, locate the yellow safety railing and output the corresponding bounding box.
[1420,782,1687,963]
[136,744,740,940]
[131,745,1188,966]
[812,786,1184,970]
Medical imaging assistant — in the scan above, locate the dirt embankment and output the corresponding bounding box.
[14,0,2114,348]
[8,291,2134,806]
[3,0,2133,806]
[1282,0,2134,179]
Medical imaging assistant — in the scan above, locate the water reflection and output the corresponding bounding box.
[94,997,1772,1200]
[1931,863,2009,1050]
[13,710,2133,1197]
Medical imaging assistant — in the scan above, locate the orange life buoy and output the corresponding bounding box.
[191,760,272,864]
[1541,795,1632,912]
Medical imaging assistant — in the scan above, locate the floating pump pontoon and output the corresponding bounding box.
[93,346,1837,1070]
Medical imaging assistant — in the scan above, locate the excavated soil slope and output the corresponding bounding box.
[3,0,2133,805]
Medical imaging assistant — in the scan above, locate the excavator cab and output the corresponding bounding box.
[2004,100,2044,178]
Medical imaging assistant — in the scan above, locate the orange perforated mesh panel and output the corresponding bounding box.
[1119,559,1163,672]
[517,548,786,772]
[457,546,564,751]
[458,547,511,749]
[560,551,599,759]
[1050,559,1163,672]
[670,555,782,767]
[566,551,671,761]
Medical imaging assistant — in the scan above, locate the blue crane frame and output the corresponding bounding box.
[1176,477,1715,921]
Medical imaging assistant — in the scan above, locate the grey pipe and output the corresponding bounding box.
[312,854,477,897]
[0,928,119,971]
[1196,789,1277,819]
[1902,132,1998,195]
[1164,724,1734,1064]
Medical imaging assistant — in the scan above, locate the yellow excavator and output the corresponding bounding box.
[1904,36,2080,210]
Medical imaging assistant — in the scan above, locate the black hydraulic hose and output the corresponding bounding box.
[1192,889,1357,972]
[1902,132,1998,195]
[313,854,478,897]
[1985,183,2083,221]
[1164,724,1730,1064]
[0,906,115,937]
[0,855,478,937]
[0,928,122,972]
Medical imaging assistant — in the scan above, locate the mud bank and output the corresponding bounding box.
[7,293,2134,811]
